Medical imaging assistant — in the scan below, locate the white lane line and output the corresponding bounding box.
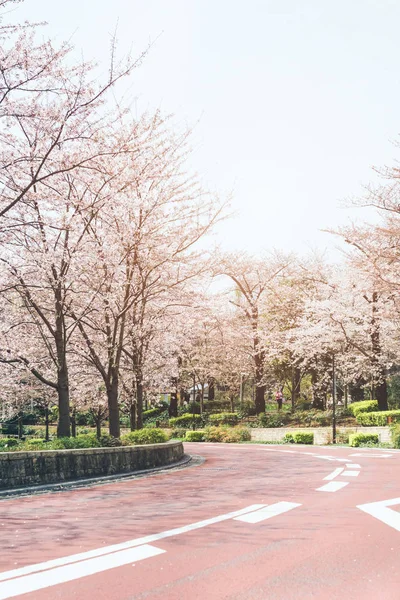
[323,468,344,481]
[346,463,361,469]
[316,481,349,493]
[234,501,301,523]
[0,504,266,583]
[357,497,400,532]
[0,544,164,600]
[342,470,360,477]
[350,453,392,458]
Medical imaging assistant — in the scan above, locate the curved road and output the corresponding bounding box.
[1,443,400,599]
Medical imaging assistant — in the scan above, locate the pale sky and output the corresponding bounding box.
[11,0,400,258]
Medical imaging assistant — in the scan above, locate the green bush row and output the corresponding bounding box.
[121,429,168,445]
[349,433,379,447]
[391,425,400,449]
[208,413,238,426]
[184,426,251,443]
[169,413,203,428]
[356,409,400,426]
[283,432,314,445]
[0,429,169,452]
[348,400,378,416]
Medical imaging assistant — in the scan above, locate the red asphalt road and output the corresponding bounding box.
[1,443,400,599]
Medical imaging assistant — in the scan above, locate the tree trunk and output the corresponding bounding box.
[376,379,388,411]
[311,370,324,410]
[96,418,102,439]
[18,414,23,439]
[200,383,205,414]
[137,382,143,430]
[45,407,50,442]
[169,393,178,418]
[208,379,215,401]
[71,408,76,438]
[57,366,70,437]
[291,367,301,411]
[130,402,136,431]
[255,385,266,414]
[107,376,120,438]
[230,393,234,413]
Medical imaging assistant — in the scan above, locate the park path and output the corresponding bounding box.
[0,443,400,599]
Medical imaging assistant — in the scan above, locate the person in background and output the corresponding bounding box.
[275,389,283,410]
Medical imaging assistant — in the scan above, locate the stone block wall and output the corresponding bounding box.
[0,441,184,490]
[251,426,391,445]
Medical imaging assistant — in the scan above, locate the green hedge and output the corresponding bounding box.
[283,431,314,445]
[356,409,400,426]
[185,431,205,442]
[391,425,400,449]
[349,433,379,447]
[208,413,238,426]
[169,428,187,439]
[0,438,19,448]
[169,414,203,428]
[121,428,168,445]
[203,426,251,443]
[348,400,378,417]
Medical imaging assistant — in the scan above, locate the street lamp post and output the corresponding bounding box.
[192,372,196,431]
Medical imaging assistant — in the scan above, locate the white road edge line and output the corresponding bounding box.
[234,501,301,523]
[323,468,344,481]
[357,497,400,532]
[316,481,349,493]
[342,470,360,477]
[0,544,165,600]
[0,504,266,583]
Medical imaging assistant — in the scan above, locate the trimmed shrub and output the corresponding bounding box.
[121,428,168,445]
[203,426,224,442]
[169,414,203,428]
[0,438,19,448]
[349,433,379,447]
[185,431,205,442]
[209,413,238,426]
[356,409,400,426]
[258,413,289,428]
[391,425,400,449]
[169,428,187,439]
[203,425,250,443]
[283,431,314,444]
[24,438,47,449]
[293,431,314,444]
[348,400,379,417]
[335,430,354,444]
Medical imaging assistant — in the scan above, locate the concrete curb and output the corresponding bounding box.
[0,453,202,499]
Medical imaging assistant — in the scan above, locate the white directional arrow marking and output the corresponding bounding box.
[357,497,400,532]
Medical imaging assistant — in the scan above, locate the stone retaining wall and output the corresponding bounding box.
[251,426,390,445]
[0,441,184,490]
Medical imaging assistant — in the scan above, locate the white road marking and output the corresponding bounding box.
[350,453,392,458]
[342,470,360,477]
[234,501,301,523]
[0,544,164,600]
[346,463,361,469]
[316,481,349,492]
[357,497,400,532]
[323,468,344,481]
[0,504,266,583]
